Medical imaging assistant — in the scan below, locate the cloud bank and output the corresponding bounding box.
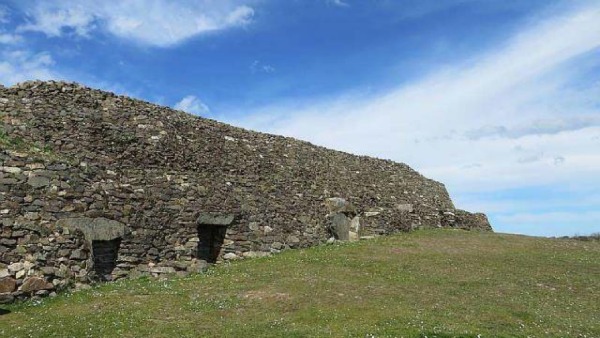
[0,50,58,85]
[16,0,255,47]
[227,3,600,232]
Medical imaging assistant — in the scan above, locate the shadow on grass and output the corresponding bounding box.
[0,308,11,315]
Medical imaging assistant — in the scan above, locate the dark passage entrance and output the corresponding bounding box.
[197,225,227,263]
[92,238,121,281]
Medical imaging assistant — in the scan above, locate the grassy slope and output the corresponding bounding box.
[1,230,598,338]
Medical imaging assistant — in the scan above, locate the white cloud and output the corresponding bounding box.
[0,33,21,44]
[226,3,600,213]
[466,116,600,139]
[16,0,255,47]
[251,60,275,74]
[174,95,211,115]
[0,50,59,85]
[327,0,349,7]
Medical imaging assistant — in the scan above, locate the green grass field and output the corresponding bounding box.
[1,229,599,337]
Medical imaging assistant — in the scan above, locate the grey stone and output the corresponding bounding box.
[27,176,50,188]
[396,204,414,212]
[56,217,127,242]
[7,262,23,273]
[187,260,208,273]
[325,197,356,214]
[197,213,235,226]
[287,235,300,243]
[364,211,381,217]
[70,249,87,260]
[0,166,22,174]
[0,293,14,304]
[0,238,16,245]
[41,267,56,275]
[150,266,176,274]
[223,253,237,260]
[329,213,350,241]
[350,216,360,232]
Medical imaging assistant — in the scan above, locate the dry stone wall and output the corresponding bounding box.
[0,81,491,302]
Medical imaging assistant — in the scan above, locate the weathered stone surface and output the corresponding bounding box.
[7,262,22,273]
[21,277,54,293]
[223,253,238,260]
[69,249,87,260]
[149,267,176,274]
[0,166,22,174]
[56,218,127,241]
[187,260,208,273]
[349,216,361,242]
[0,293,14,304]
[27,176,50,188]
[329,213,351,241]
[453,210,493,231]
[364,211,380,217]
[197,213,235,226]
[325,198,356,214]
[396,204,414,212]
[0,277,17,293]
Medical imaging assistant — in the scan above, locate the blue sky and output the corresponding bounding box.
[1,0,599,237]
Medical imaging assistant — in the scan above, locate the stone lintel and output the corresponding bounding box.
[56,217,127,242]
[197,213,235,226]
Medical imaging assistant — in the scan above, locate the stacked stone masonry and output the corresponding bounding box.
[0,81,492,302]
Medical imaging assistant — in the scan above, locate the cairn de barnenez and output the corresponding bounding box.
[0,81,491,302]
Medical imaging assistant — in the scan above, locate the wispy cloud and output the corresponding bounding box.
[0,33,22,44]
[466,116,600,140]
[0,50,59,85]
[327,0,350,7]
[227,2,600,231]
[174,95,211,116]
[15,0,255,47]
[250,60,275,74]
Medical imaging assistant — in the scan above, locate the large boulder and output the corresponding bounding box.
[21,277,54,293]
[325,198,356,215]
[328,213,351,241]
[0,277,16,293]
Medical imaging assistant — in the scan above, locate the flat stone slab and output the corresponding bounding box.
[56,217,127,241]
[21,277,54,293]
[197,213,235,226]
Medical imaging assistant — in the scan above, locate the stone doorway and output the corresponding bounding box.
[196,213,234,263]
[92,238,121,281]
[197,226,227,263]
